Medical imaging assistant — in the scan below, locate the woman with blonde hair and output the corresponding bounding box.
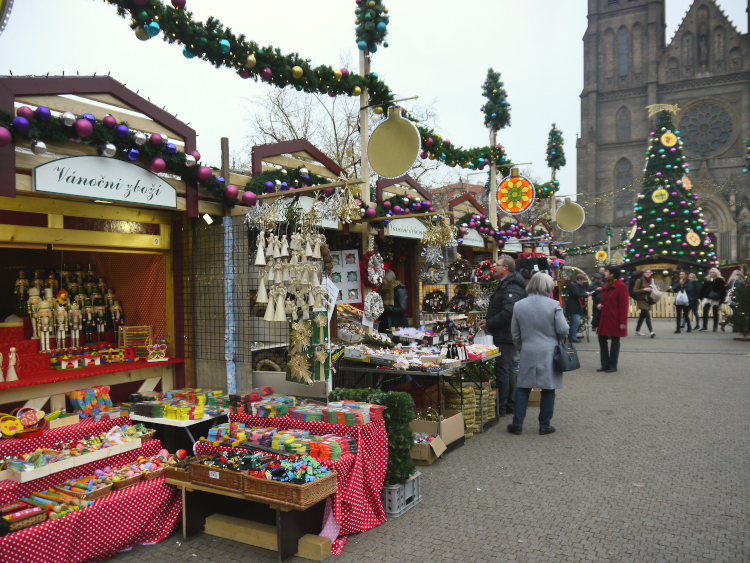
[699,267,726,332]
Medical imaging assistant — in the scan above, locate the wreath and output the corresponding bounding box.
[449,291,474,314]
[364,292,385,321]
[361,251,385,288]
[422,290,448,314]
[475,260,496,282]
[433,320,458,335]
[420,262,445,284]
[448,259,472,283]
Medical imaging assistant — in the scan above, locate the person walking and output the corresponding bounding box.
[672,270,692,333]
[507,273,568,436]
[699,268,726,332]
[478,255,528,416]
[596,265,629,373]
[721,270,745,331]
[565,273,591,343]
[633,269,656,338]
[683,272,701,330]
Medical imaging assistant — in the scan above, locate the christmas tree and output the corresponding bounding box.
[727,275,750,340]
[355,1,390,53]
[481,69,511,132]
[624,111,717,266]
[545,124,566,173]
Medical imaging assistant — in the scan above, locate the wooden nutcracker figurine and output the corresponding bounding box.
[111,299,125,340]
[60,263,71,291]
[55,304,68,350]
[75,290,86,311]
[27,287,42,340]
[46,271,58,295]
[84,281,95,297]
[69,302,82,349]
[33,270,45,292]
[83,299,95,345]
[97,276,107,296]
[86,264,97,285]
[94,303,107,343]
[90,290,102,308]
[6,348,18,382]
[105,288,116,311]
[67,279,79,298]
[37,298,53,353]
[14,270,29,316]
[74,263,84,286]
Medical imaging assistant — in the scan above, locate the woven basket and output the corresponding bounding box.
[112,473,142,490]
[55,483,112,501]
[9,511,47,532]
[142,467,166,481]
[243,471,337,511]
[140,430,156,443]
[165,466,191,483]
[190,462,244,492]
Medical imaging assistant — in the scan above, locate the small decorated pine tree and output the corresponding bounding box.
[727,273,750,340]
[545,124,566,174]
[481,69,511,132]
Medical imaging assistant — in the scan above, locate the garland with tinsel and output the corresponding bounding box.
[449,291,474,313]
[475,260,495,282]
[0,108,231,204]
[481,69,511,131]
[448,259,472,283]
[420,263,445,284]
[355,1,390,53]
[422,290,448,313]
[367,192,435,230]
[565,243,626,257]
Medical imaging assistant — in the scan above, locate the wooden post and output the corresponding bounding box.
[489,128,498,261]
[359,50,371,255]
[550,169,558,240]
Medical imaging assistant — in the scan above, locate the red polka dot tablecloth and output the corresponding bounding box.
[194,414,388,554]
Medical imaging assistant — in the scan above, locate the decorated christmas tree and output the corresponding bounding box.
[355,1,390,53]
[545,124,566,173]
[624,111,717,266]
[481,69,511,132]
[727,275,750,340]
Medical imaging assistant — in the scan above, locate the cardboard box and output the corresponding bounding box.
[410,435,447,466]
[528,388,541,407]
[7,466,50,483]
[121,438,142,452]
[47,414,80,430]
[410,409,465,446]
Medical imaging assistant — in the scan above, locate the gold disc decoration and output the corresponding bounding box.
[652,189,669,204]
[660,132,677,147]
[628,224,638,241]
[596,250,607,262]
[682,175,692,191]
[556,198,586,232]
[367,106,421,179]
[497,167,535,214]
[686,231,701,247]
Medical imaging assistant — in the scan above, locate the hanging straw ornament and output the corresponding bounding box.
[263,287,276,321]
[265,233,275,257]
[256,269,268,304]
[273,235,282,259]
[288,353,312,385]
[290,319,312,354]
[266,260,276,283]
[315,350,330,381]
[312,234,322,259]
[280,235,289,257]
[286,298,297,321]
[274,262,284,288]
[275,288,287,322]
[281,263,291,283]
[310,263,320,286]
[255,231,267,266]
[300,263,310,285]
[314,286,324,309]
[304,237,313,257]
[308,288,315,306]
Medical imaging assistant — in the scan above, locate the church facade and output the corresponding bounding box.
[576,0,750,266]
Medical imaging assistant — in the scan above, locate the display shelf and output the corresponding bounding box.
[129,412,225,428]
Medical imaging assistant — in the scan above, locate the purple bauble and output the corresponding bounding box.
[82,113,96,124]
[328,91,336,98]
[481,214,486,220]
[197,166,212,182]
[225,185,239,199]
[150,158,166,173]
[420,151,428,159]
[74,119,93,138]
[166,143,177,154]
[323,187,334,197]
[35,106,51,121]
[240,70,250,79]
[425,138,433,147]
[150,133,163,146]
[428,207,434,212]
[242,191,257,206]
[12,116,29,132]
[280,182,288,191]
[190,150,201,161]
[16,106,34,120]
[383,201,392,208]
[261,67,272,80]
[103,115,117,128]
[116,124,129,138]
[171,0,186,7]
[393,205,402,214]
[0,126,12,147]
[265,181,274,192]
[365,207,376,219]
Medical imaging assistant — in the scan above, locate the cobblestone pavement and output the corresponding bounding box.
[110,319,750,563]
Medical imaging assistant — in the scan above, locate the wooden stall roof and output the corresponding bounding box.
[448,193,486,225]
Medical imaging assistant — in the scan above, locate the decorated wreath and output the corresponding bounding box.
[448,259,472,283]
[475,260,496,282]
[364,292,385,321]
[422,290,448,314]
[420,262,445,284]
[449,291,475,314]
[433,320,458,335]
[361,251,385,288]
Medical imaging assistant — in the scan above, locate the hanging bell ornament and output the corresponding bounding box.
[185,154,196,167]
[299,167,309,176]
[62,112,76,126]
[134,132,147,146]
[31,140,47,155]
[102,143,117,157]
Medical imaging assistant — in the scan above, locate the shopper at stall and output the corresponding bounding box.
[377,269,410,331]
[588,273,604,308]
[478,255,528,416]
[699,268,726,332]
[596,265,629,373]
[633,269,656,338]
[507,273,569,436]
[565,274,591,343]
[681,272,701,330]
[671,270,692,334]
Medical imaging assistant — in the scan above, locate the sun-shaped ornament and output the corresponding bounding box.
[497,167,535,214]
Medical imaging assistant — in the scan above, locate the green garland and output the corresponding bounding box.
[244,167,331,196]
[536,180,560,200]
[481,69,511,131]
[355,1,390,52]
[0,109,230,203]
[545,124,566,171]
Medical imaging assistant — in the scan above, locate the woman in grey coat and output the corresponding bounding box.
[508,273,569,436]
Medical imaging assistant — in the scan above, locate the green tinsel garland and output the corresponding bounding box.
[354,1,390,51]
[0,109,230,204]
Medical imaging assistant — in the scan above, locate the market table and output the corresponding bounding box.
[129,412,227,451]
[194,415,387,554]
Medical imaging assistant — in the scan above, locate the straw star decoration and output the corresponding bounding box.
[314,312,328,329]
[288,354,312,385]
[290,320,312,354]
[314,350,330,381]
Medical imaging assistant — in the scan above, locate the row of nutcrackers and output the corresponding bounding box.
[14,264,110,311]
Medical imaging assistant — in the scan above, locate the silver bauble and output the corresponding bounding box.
[31,140,47,155]
[403,197,409,204]
[281,169,287,176]
[299,167,309,176]
[161,134,170,146]
[102,143,117,157]
[185,155,197,167]
[294,179,299,186]
[415,197,421,203]
[359,208,366,216]
[134,132,147,146]
[62,112,76,126]
[275,179,282,188]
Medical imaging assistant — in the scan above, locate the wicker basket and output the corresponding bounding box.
[9,511,47,532]
[189,462,244,492]
[139,430,156,443]
[54,483,112,501]
[112,473,142,490]
[242,471,337,511]
[142,467,166,481]
[165,466,191,483]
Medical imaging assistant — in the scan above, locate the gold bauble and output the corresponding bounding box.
[373,106,384,115]
[352,86,361,96]
[435,134,442,141]
[429,153,436,160]
[291,66,304,79]
[246,54,257,68]
[333,69,343,81]
[135,26,151,41]
[368,0,375,6]
[384,7,389,12]
[355,19,360,24]
[492,90,497,94]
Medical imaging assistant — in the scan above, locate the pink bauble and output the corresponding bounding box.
[0,126,12,148]
[197,166,212,182]
[225,185,239,199]
[404,208,410,214]
[285,187,296,198]
[420,151,428,159]
[323,187,334,196]
[428,207,434,212]
[16,106,34,120]
[383,201,392,208]
[261,67,272,80]
[171,0,186,7]
[424,200,431,207]
[444,139,451,145]
[242,191,257,206]
[190,150,201,161]
[469,221,476,228]
[150,158,166,173]
[240,70,250,79]
[150,133,163,146]
[393,205,402,214]
[341,68,350,78]
[459,227,467,234]
[354,199,361,204]
[365,207,376,219]
[425,138,433,147]
[74,119,93,138]
[103,115,117,128]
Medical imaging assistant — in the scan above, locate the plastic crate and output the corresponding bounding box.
[381,472,422,518]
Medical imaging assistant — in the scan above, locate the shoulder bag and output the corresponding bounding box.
[553,335,581,373]
[648,281,663,304]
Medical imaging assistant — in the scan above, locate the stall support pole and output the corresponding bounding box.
[489,128,499,261]
[359,50,374,336]
[550,169,558,241]
[221,137,237,393]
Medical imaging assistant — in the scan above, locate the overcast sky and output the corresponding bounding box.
[1,0,747,197]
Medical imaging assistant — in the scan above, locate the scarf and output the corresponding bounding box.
[380,281,403,306]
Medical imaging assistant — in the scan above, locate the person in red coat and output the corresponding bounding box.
[596,265,629,373]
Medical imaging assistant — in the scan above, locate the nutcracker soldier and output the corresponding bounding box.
[111,299,125,341]
[33,270,45,292]
[74,263,84,286]
[90,290,103,309]
[27,288,42,339]
[105,288,117,312]
[55,305,68,350]
[94,303,107,343]
[60,263,71,291]
[97,276,107,296]
[86,264,97,285]
[37,298,53,353]
[84,281,95,298]
[83,299,95,345]
[69,302,82,348]
[46,272,58,295]
[14,270,29,316]
[67,280,79,303]
[75,290,86,311]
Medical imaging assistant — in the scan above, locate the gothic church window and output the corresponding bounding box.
[615,159,633,218]
[683,33,694,67]
[632,24,643,74]
[678,103,733,154]
[617,108,631,139]
[618,27,628,76]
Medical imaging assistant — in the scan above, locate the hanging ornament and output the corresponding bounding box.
[652,189,669,204]
[686,231,701,246]
[497,167,535,214]
[660,132,677,147]
[367,105,420,179]
[62,112,76,127]
[30,140,47,155]
[185,154,196,167]
[556,198,586,232]
[135,26,151,40]
[102,143,117,157]
[134,132,147,146]
[127,149,139,160]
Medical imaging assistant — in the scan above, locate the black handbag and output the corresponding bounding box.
[553,336,581,372]
[707,290,720,301]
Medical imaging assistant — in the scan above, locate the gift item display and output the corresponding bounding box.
[120,387,229,419]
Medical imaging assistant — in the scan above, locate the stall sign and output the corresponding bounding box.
[504,237,523,252]
[387,217,426,239]
[33,156,177,209]
[462,228,484,248]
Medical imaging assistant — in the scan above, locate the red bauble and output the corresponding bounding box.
[103,115,117,128]
[150,133,163,146]
[74,119,93,138]
[16,106,34,120]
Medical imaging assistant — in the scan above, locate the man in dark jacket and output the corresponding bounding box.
[566,274,591,342]
[683,272,701,330]
[377,270,410,331]
[478,255,528,416]
[588,273,604,307]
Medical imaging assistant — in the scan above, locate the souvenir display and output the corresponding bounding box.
[364,292,385,321]
[54,305,68,350]
[27,288,42,340]
[448,259,472,283]
[422,290,448,313]
[361,251,385,288]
